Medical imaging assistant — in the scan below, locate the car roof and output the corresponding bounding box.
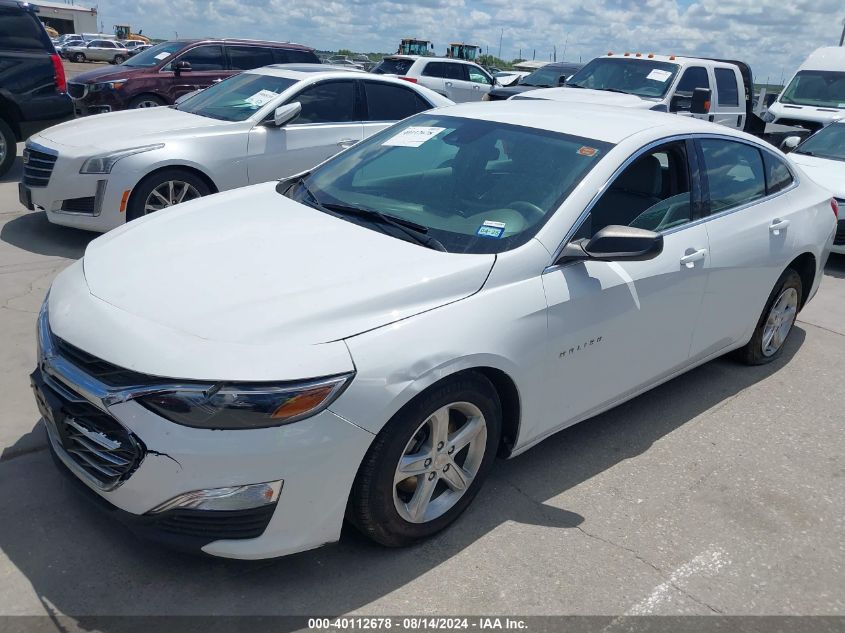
[248,65,364,79]
[436,100,748,144]
[163,38,314,51]
[385,55,479,66]
[596,53,738,69]
[799,46,845,72]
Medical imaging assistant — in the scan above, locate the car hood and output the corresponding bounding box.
[69,64,146,84]
[82,182,495,349]
[788,154,845,197]
[490,85,543,98]
[35,107,225,152]
[515,87,650,108]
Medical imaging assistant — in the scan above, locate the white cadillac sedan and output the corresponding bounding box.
[19,65,452,232]
[782,121,845,254]
[33,102,836,559]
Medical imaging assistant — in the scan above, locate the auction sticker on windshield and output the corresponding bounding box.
[383,127,445,147]
[646,69,672,82]
[154,52,171,61]
[245,90,279,107]
[477,220,506,238]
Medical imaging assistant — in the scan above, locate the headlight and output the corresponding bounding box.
[90,80,128,92]
[761,110,776,123]
[79,144,164,174]
[135,374,354,430]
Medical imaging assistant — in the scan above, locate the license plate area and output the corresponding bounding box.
[18,183,33,211]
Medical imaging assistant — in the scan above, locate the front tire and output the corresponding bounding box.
[126,168,211,221]
[0,117,15,178]
[349,371,502,547]
[736,268,802,365]
[113,55,125,64]
[129,94,166,109]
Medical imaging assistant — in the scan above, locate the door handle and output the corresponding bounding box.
[769,218,790,235]
[680,248,708,268]
[445,81,453,87]
[212,78,223,84]
[337,139,357,148]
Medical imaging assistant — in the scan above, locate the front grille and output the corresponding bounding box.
[22,148,58,188]
[39,374,144,488]
[62,197,96,214]
[835,218,845,246]
[67,82,88,99]
[54,337,168,388]
[152,505,276,540]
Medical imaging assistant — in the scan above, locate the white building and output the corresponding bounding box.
[29,0,98,35]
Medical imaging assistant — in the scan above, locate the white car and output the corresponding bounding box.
[20,65,452,232]
[33,101,835,559]
[371,55,497,102]
[782,121,845,253]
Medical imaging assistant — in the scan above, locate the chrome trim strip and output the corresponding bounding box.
[24,140,59,157]
[550,132,801,263]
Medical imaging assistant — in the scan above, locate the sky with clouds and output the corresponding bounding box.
[95,0,844,84]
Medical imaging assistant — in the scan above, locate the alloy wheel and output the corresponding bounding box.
[134,99,160,108]
[762,287,798,357]
[143,180,202,215]
[393,401,487,524]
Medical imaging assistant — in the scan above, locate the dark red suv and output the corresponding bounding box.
[67,39,320,115]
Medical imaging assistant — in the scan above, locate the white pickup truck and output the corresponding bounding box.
[513,53,764,134]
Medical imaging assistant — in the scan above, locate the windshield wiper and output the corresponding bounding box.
[593,87,629,94]
[321,201,448,252]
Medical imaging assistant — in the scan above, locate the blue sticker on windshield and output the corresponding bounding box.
[477,220,505,239]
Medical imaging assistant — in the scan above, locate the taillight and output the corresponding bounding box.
[50,53,67,93]
[832,198,840,220]
[399,76,418,83]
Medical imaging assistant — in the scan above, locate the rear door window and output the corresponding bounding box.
[762,152,794,195]
[176,44,226,71]
[715,68,739,106]
[273,48,319,64]
[228,45,274,70]
[700,139,766,213]
[291,80,357,124]
[363,81,432,121]
[0,8,46,50]
[422,62,449,78]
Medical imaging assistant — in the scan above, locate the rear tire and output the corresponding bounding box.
[126,168,211,221]
[349,371,502,547]
[0,117,15,178]
[113,55,125,64]
[736,268,802,365]
[72,53,85,63]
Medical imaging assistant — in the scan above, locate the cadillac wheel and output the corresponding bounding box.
[127,169,211,221]
[350,373,501,547]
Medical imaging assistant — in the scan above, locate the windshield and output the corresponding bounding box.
[292,114,612,254]
[794,123,845,161]
[520,67,563,87]
[372,58,414,75]
[123,41,184,68]
[567,58,679,98]
[780,70,845,109]
[176,73,297,121]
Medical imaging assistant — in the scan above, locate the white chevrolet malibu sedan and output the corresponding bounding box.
[19,65,452,232]
[33,101,836,559]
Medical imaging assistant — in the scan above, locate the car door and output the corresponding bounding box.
[466,64,494,100]
[360,79,438,139]
[670,66,712,122]
[689,137,801,359]
[246,78,363,184]
[711,67,745,130]
[444,62,475,102]
[162,44,230,102]
[419,61,448,96]
[87,40,109,61]
[541,139,711,422]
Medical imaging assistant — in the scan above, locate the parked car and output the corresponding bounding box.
[20,65,452,231]
[372,55,497,102]
[763,47,845,135]
[484,61,584,100]
[517,54,762,134]
[493,70,527,86]
[67,39,320,115]
[126,43,152,58]
[781,120,845,254]
[64,39,129,64]
[323,56,364,70]
[0,0,72,177]
[32,101,835,558]
[55,33,84,57]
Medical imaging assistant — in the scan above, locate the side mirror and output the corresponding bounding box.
[690,87,711,115]
[268,102,302,127]
[557,225,664,264]
[173,60,191,75]
[780,136,801,153]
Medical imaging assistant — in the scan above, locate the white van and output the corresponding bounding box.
[513,53,759,132]
[764,47,845,134]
